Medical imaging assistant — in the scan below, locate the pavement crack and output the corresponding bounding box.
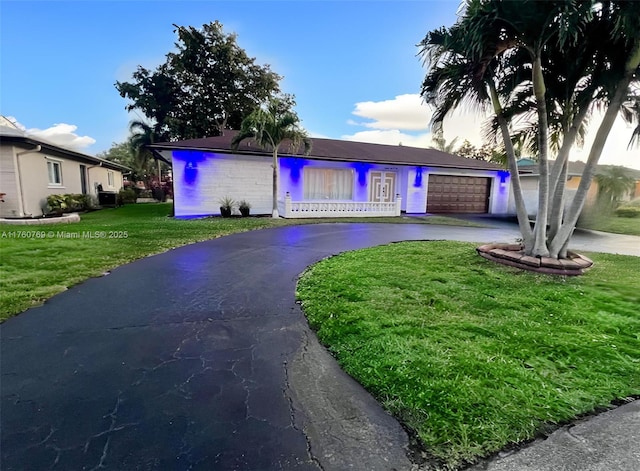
[282,331,325,471]
[83,392,139,470]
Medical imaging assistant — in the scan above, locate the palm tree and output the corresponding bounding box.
[621,88,640,150]
[129,120,166,189]
[419,17,536,248]
[421,0,640,259]
[430,135,459,153]
[595,167,636,207]
[231,97,311,218]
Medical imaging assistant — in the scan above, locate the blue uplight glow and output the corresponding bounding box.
[184,161,198,184]
[283,157,305,182]
[414,167,423,187]
[352,162,372,186]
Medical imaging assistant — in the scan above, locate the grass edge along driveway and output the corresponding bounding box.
[296,240,640,469]
[0,203,481,322]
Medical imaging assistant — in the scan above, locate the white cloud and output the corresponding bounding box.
[350,94,431,131]
[343,94,488,149]
[341,129,434,148]
[27,123,96,151]
[342,94,639,170]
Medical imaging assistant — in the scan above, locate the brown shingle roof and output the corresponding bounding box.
[149,131,503,171]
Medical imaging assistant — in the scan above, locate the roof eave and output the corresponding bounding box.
[2,135,130,172]
[149,145,502,171]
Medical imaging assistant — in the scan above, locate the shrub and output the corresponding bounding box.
[615,206,640,218]
[239,200,251,217]
[117,188,138,205]
[47,194,87,214]
[81,194,98,210]
[152,186,166,202]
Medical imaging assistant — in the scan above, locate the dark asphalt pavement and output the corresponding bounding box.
[2,223,638,470]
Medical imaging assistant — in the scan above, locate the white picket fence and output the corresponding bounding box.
[282,193,402,218]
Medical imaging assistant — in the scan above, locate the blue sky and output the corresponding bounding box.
[1,0,638,169]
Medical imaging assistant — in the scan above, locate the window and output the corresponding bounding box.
[47,160,62,186]
[107,171,115,188]
[303,168,353,200]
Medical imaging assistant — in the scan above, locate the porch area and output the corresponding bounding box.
[281,193,402,218]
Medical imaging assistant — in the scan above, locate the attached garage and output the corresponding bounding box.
[427,175,492,213]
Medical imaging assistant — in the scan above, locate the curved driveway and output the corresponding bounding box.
[1,223,638,470]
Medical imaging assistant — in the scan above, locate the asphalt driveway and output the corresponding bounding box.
[1,223,638,470]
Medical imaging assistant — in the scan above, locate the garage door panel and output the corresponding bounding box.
[427,175,491,214]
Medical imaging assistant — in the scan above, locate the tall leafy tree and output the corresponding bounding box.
[116,21,281,140]
[421,0,640,259]
[231,97,311,218]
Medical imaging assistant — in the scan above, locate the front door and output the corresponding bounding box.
[369,171,396,202]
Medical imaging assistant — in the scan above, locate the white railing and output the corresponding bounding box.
[282,193,402,218]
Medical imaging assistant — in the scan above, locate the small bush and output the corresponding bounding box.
[81,194,98,210]
[117,188,138,205]
[152,187,166,202]
[47,194,87,214]
[615,206,640,218]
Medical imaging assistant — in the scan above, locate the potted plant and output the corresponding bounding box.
[238,200,251,217]
[219,196,235,217]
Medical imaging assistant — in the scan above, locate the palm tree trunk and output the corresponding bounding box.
[272,149,279,218]
[550,40,640,257]
[530,54,551,257]
[547,159,568,243]
[547,107,590,244]
[548,106,590,200]
[489,81,534,247]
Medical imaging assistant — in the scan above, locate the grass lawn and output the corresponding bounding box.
[296,241,640,468]
[0,203,481,321]
[578,199,640,236]
[579,215,640,236]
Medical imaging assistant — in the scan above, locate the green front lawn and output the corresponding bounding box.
[297,241,640,468]
[579,215,640,236]
[0,203,481,321]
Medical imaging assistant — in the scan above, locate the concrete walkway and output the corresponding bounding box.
[1,223,638,470]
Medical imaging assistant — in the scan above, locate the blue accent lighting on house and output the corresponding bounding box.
[352,162,371,186]
[414,166,423,187]
[184,161,198,185]
[281,157,305,182]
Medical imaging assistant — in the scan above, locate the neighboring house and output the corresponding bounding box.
[0,123,129,218]
[149,131,510,218]
[509,159,639,216]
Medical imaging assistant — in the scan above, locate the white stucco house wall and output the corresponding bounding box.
[0,123,129,218]
[150,131,511,219]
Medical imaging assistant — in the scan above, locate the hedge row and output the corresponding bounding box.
[615,206,640,218]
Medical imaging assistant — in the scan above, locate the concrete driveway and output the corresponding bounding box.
[1,223,638,470]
